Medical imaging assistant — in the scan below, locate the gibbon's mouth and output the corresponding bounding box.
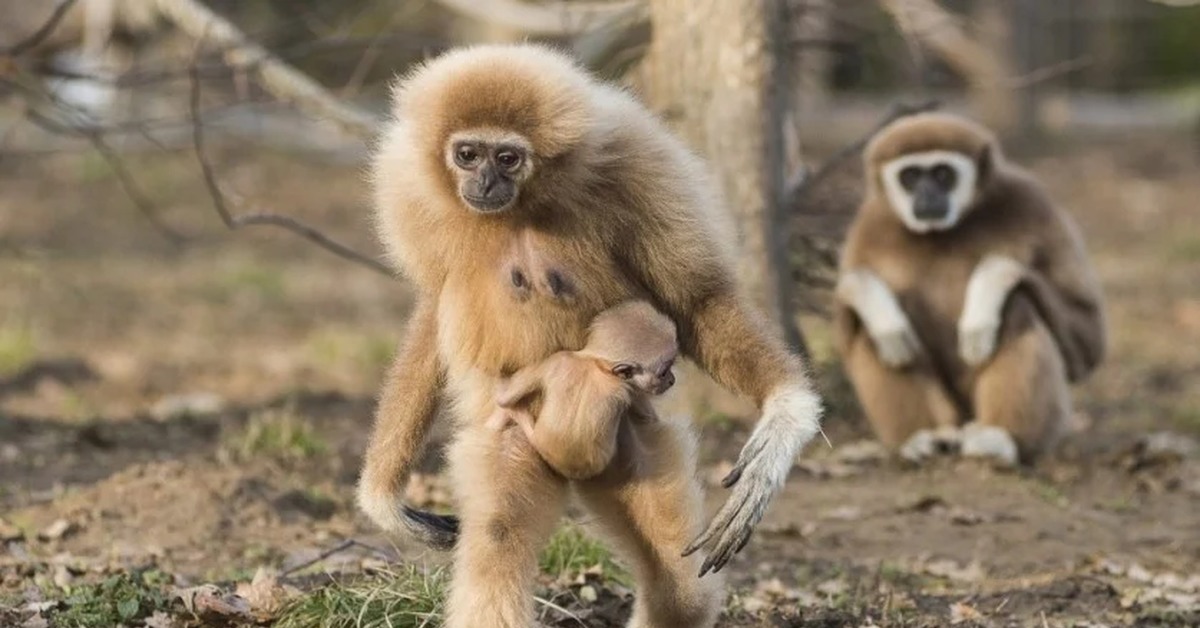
[462,195,514,213]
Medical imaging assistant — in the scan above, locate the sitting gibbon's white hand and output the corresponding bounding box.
[958,255,1026,366]
[836,269,922,368]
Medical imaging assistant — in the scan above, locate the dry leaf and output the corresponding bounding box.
[924,559,985,583]
[143,611,178,628]
[174,584,252,620]
[949,601,983,624]
[37,519,75,541]
[235,567,299,618]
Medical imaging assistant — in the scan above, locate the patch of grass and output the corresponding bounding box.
[1170,405,1200,434]
[1028,478,1069,507]
[228,407,327,462]
[49,571,172,628]
[1167,234,1200,262]
[0,324,37,377]
[305,328,396,376]
[539,525,630,586]
[221,264,288,303]
[275,565,446,628]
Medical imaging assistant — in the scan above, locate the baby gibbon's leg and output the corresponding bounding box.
[443,421,568,628]
[843,326,960,451]
[969,292,1070,463]
[574,417,724,628]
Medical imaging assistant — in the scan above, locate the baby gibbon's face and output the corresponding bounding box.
[611,353,676,395]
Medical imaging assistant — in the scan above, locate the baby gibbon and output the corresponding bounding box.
[487,300,677,480]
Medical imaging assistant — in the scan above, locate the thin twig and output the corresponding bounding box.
[20,89,185,243]
[3,0,79,57]
[187,46,393,277]
[279,539,394,577]
[1002,55,1093,89]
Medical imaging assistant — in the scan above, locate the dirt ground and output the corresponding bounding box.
[1,131,1198,627]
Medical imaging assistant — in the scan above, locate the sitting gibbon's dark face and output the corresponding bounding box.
[445,129,535,214]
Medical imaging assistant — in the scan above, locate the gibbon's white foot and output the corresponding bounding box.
[960,423,1019,467]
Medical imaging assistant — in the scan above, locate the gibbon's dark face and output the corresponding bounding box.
[611,353,677,396]
[446,133,533,214]
[880,150,978,233]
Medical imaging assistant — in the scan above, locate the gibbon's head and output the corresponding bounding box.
[865,112,1001,234]
[388,43,594,214]
[586,301,678,396]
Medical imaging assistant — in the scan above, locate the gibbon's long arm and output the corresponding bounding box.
[630,224,822,575]
[356,296,455,547]
[1019,214,1107,381]
[835,269,923,368]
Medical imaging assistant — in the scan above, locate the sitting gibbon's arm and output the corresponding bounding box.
[1018,211,1107,381]
[627,225,822,576]
[356,296,446,534]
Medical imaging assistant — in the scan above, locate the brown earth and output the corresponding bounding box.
[0,132,1198,627]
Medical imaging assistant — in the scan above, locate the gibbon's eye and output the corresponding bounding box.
[612,363,635,380]
[898,166,922,191]
[495,150,522,170]
[454,144,481,168]
[930,163,957,189]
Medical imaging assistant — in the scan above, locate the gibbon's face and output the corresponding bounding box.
[611,351,677,396]
[445,129,534,214]
[880,150,978,234]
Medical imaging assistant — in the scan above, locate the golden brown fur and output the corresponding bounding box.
[489,300,677,480]
[835,112,1105,463]
[357,43,822,628]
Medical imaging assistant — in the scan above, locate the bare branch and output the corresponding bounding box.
[434,0,642,36]
[155,0,380,142]
[187,57,393,278]
[786,100,940,206]
[2,0,78,57]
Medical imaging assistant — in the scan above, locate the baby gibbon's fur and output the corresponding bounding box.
[488,300,677,480]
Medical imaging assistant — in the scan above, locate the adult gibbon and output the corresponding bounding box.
[356,44,823,628]
[835,112,1105,466]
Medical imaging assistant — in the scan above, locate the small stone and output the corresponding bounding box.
[151,393,225,421]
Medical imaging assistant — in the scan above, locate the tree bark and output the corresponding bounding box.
[637,0,805,356]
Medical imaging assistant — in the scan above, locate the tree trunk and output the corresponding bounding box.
[635,0,806,419]
[637,0,804,353]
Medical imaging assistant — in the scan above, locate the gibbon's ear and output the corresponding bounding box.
[611,363,636,380]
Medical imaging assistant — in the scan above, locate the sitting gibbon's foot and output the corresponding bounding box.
[898,426,962,463]
[959,422,1019,468]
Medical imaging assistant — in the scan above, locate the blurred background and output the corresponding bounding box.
[1,1,1198,626]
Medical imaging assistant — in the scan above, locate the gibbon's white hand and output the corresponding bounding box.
[837,269,922,367]
[959,255,1025,366]
[683,386,821,576]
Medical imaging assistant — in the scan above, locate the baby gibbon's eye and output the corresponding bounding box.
[612,363,635,380]
[898,166,922,191]
[454,144,481,168]
[496,150,522,170]
[930,163,957,189]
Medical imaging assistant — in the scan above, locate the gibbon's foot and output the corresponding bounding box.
[960,423,1019,468]
[401,506,461,551]
[898,427,962,463]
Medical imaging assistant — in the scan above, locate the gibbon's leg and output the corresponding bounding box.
[843,328,960,452]
[443,421,568,628]
[969,292,1070,464]
[574,417,724,628]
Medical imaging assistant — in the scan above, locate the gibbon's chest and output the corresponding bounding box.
[437,227,632,375]
[870,227,1036,324]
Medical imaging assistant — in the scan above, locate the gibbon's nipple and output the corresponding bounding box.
[546,270,572,298]
[510,268,528,289]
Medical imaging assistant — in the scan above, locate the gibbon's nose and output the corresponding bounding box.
[912,179,949,220]
[479,168,498,195]
[656,371,675,394]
